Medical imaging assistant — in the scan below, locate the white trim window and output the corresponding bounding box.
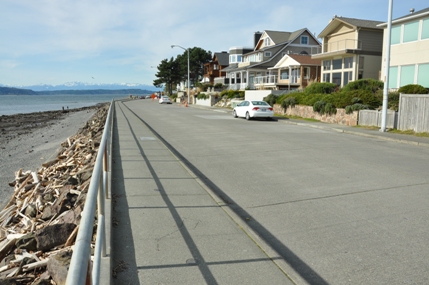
[265,51,272,57]
[301,35,309,45]
[264,38,271,46]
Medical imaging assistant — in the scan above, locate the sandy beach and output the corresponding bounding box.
[0,106,100,210]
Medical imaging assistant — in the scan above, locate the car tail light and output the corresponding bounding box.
[269,107,273,111]
[252,107,260,110]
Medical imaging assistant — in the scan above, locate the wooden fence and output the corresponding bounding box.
[398,94,429,133]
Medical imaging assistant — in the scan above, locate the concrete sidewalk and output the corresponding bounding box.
[110,101,295,284]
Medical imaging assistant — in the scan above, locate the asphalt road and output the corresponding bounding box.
[122,99,429,284]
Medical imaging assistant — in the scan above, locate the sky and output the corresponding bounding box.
[1,0,428,88]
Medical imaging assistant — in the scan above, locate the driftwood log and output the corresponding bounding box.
[0,103,109,284]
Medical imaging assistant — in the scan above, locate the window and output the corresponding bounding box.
[229,55,236,63]
[237,55,242,62]
[403,21,419,42]
[400,65,415,86]
[359,57,365,69]
[332,73,341,85]
[303,67,310,79]
[265,38,271,46]
[343,71,352,86]
[417,63,429,87]
[301,36,309,45]
[391,25,401,45]
[323,73,330,83]
[265,51,272,57]
[281,70,289,79]
[333,59,342,70]
[323,60,331,70]
[388,66,398,89]
[344,57,353,69]
[422,19,429,40]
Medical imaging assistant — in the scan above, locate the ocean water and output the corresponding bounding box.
[0,94,132,116]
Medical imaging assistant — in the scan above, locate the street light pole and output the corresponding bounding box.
[171,45,190,105]
[380,0,393,132]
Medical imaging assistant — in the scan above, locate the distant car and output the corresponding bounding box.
[145,95,151,99]
[233,100,274,120]
[159,96,172,104]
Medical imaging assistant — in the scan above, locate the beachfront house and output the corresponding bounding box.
[312,16,384,87]
[378,7,429,89]
[218,29,321,90]
[203,51,230,85]
[269,54,321,91]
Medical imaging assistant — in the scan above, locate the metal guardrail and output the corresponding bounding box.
[66,100,114,285]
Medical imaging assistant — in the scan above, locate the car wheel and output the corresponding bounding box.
[245,112,251,120]
[266,117,272,121]
[233,110,238,118]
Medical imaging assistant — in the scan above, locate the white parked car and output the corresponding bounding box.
[233,100,274,120]
[159,96,172,104]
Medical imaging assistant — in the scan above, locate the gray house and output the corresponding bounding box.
[219,29,321,90]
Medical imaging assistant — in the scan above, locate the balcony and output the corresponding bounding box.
[254,75,277,88]
[312,39,362,57]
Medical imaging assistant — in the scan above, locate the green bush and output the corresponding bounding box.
[313,100,326,113]
[336,90,381,109]
[304,82,337,94]
[281,97,296,110]
[197,93,208,100]
[263,94,278,106]
[220,89,244,99]
[342,78,384,93]
[345,103,369,114]
[324,103,337,115]
[398,84,429,94]
[214,83,224,89]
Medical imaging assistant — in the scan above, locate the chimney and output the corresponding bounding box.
[254,31,262,48]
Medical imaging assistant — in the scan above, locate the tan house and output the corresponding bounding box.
[269,54,321,90]
[312,16,384,87]
[378,7,429,89]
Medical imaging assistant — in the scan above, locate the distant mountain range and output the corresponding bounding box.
[1,82,159,91]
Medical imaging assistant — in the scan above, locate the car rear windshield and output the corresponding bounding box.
[252,101,269,106]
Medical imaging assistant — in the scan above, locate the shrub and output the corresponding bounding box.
[280,97,296,110]
[345,103,369,114]
[313,100,326,113]
[263,94,278,106]
[220,89,244,99]
[324,103,337,115]
[398,84,429,94]
[197,93,208,100]
[342,78,384,93]
[214,83,224,90]
[304,82,337,94]
[337,90,381,109]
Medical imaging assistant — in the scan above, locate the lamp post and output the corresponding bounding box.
[171,45,190,105]
[380,0,393,132]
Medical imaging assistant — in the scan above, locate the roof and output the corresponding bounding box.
[219,63,238,73]
[318,16,384,37]
[265,30,292,44]
[337,17,384,29]
[378,7,429,27]
[288,54,321,65]
[214,52,229,66]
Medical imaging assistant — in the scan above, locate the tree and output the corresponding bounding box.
[153,57,181,95]
[170,47,212,87]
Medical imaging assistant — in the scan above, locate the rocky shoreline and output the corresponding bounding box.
[0,104,109,284]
